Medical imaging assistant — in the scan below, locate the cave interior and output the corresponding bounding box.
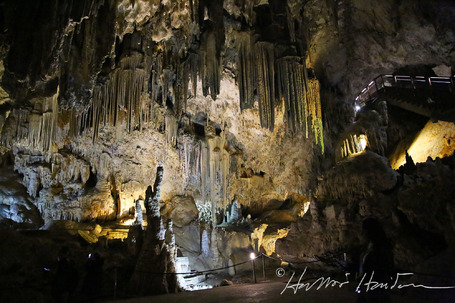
[0,0,454,302]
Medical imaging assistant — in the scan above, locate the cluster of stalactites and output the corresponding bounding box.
[87,65,148,141]
[276,56,308,133]
[238,34,276,130]
[13,90,59,152]
[72,40,200,143]
[149,50,198,118]
[237,37,324,149]
[180,132,230,222]
[276,56,324,152]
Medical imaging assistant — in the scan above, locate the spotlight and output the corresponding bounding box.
[355,105,361,112]
[250,252,257,283]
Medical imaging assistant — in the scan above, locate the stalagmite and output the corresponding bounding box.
[133,198,144,228]
[130,166,179,295]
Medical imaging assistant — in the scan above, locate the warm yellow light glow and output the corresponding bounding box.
[390,121,455,169]
[119,218,136,226]
[359,135,367,151]
[251,224,290,256]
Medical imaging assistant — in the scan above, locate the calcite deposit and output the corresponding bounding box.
[0,0,454,301]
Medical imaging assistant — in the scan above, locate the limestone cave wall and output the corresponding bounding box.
[0,0,454,298]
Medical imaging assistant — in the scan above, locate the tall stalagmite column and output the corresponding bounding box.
[130,166,179,295]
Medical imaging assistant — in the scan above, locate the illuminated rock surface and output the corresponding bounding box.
[0,0,454,301]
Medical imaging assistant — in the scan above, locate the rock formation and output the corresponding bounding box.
[0,0,454,300]
[130,166,179,295]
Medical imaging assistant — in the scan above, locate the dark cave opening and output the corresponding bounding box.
[85,168,97,189]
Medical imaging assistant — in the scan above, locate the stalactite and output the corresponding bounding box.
[255,41,275,131]
[90,65,148,141]
[149,53,164,105]
[180,135,202,188]
[161,68,174,108]
[238,32,255,110]
[306,79,324,153]
[276,56,307,133]
[0,110,9,138]
[165,110,177,146]
[27,90,59,151]
[189,0,199,22]
[4,108,30,146]
[66,109,82,138]
[148,49,196,121]
[241,0,255,26]
[188,52,199,98]
[286,5,296,43]
[200,29,220,100]
[173,57,190,119]
[179,127,230,224]
[276,56,324,151]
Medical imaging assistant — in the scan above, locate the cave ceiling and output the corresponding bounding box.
[0,0,455,295]
[1,0,455,301]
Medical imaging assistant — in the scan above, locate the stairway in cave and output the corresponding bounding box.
[356,75,455,122]
[175,257,213,291]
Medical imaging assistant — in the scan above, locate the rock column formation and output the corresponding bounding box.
[130,166,179,295]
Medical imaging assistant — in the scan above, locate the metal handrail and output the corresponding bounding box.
[356,74,455,104]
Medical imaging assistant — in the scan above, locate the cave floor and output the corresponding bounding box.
[113,280,455,303]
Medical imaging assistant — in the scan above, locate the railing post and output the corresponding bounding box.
[450,76,455,95]
[381,75,386,93]
[262,254,266,281]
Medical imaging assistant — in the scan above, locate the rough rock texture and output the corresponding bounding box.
[0,166,42,226]
[303,0,455,98]
[130,167,179,295]
[0,0,454,298]
[164,195,199,227]
[0,0,452,227]
[277,154,455,278]
[390,120,455,169]
[317,151,399,202]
